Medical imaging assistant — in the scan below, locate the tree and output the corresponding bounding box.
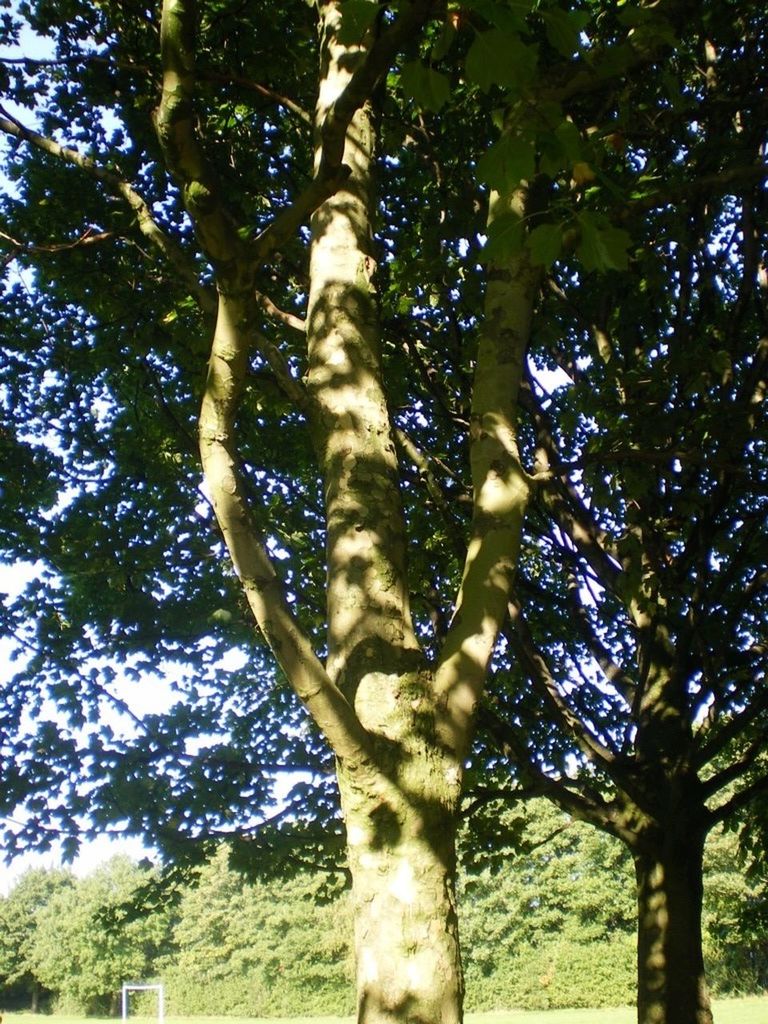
[1,2,766,1024]
[468,5,768,1019]
[459,799,637,1010]
[702,824,768,996]
[165,847,354,1016]
[0,2,521,1020]
[29,856,170,1014]
[0,867,73,1011]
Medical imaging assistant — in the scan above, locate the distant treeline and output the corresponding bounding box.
[2,801,766,1016]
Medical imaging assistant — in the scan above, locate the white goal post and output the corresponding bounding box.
[121,983,165,1024]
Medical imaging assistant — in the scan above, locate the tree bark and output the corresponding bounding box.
[307,8,464,1024]
[306,2,422,696]
[634,827,713,1024]
[338,701,464,1024]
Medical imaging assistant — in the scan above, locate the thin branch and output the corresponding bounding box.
[505,593,621,774]
[254,288,306,333]
[460,783,540,819]
[708,771,768,828]
[0,106,215,314]
[547,0,702,107]
[0,226,115,254]
[0,53,312,123]
[394,426,467,560]
[522,378,622,592]
[696,681,768,771]
[623,163,768,217]
[701,729,766,802]
[253,329,310,412]
[476,705,613,831]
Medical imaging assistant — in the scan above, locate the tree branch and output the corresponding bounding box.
[522,377,622,592]
[435,185,538,758]
[0,225,115,254]
[476,705,614,831]
[504,593,622,773]
[155,0,249,271]
[562,570,636,707]
[708,769,768,828]
[0,106,215,314]
[696,681,768,772]
[250,0,442,264]
[198,292,374,765]
[0,54,313,124]
[254,288,306,333]
[315,0,441,180]
[394,426,467,561]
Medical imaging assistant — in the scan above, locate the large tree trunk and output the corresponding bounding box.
[338,708,463,1024]
[634,829,712,1024]
[307,8,464,1024]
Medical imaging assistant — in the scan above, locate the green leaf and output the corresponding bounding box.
[542,8,590,57]
[337,0,378,44]
[482,210,525,264]
[462,0,534,32]
[616,4,676,44]
[400,61,450,113]
[465,29,538,93]
[596,40,636,79]
[554,119,584,162]
[711,349,732,378]
[210,608,233,624]
[539,118,584,177]
[527,223,562,268]
[476,132,536,190]
[616,4,658,27]
[430,19,457,61]
[576,212,631,272]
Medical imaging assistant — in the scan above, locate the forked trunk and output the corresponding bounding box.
[634,831,712,1024]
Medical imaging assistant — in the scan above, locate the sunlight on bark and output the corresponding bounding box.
[636,849,713,1024]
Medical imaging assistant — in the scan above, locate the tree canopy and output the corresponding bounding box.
[1,2,766,1023]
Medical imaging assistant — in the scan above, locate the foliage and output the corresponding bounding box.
[28,857,171,1015]
[0,867,74,1010]
[3,812,768,1014]
[163,849,354,1018]
[703,825,768,996]
[0,0,767,1019]
[460,801,636,1010]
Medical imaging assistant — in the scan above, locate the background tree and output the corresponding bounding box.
[702,824,768,996]
[29,856,170,1015]
[0,867,73,1011]
[165,847,354,1017]
[469,3,768,1021]
[459,800,637,1011]
[4,817,766,1015]
[1,2,766,1024]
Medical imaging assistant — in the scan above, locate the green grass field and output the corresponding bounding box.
[5,999,767,1024]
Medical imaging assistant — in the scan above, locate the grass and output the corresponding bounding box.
[4,999,768,1024]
